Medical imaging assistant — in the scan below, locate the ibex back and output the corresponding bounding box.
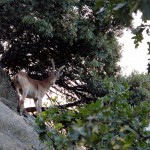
[13,59,65,115]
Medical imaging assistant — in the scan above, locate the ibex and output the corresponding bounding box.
[13,59,65,115]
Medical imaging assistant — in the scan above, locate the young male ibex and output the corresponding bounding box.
[13,59,65,115]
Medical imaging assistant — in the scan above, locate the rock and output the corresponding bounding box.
[0,99,48,150]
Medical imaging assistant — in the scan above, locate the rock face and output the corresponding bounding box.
[0,99,48,150]
[0,67,18,112]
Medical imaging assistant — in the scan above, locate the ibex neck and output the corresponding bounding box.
[43,76,54,90]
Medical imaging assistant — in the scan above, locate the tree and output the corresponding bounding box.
[0,0,122,103]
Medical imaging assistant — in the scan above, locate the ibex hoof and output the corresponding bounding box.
[17,106,20,112]
[20,111,23,116]
[19,109,27,116]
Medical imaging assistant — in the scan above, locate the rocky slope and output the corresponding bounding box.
[0,98,48,150]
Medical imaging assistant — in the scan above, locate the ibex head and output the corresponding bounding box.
[48,59,65,85]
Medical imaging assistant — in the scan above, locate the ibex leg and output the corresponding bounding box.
[34,99,42,114]
[35,98,42,114]
[16,87,21,112]
[20,91,27,115]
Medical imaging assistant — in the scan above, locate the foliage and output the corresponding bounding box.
[36,78,150,149]
[95,0,150,49]
[95,0,150,24]
[95,0,132,27]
